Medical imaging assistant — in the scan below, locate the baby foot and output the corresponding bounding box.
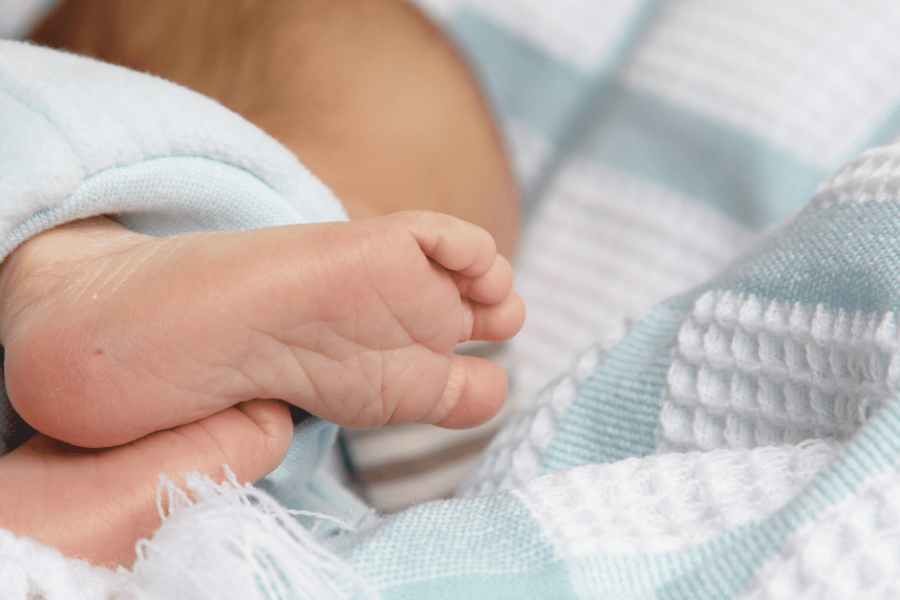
[0,398,293,566]
[0,212,525,447]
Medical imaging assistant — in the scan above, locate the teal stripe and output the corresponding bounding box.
[450,1,671,218]
[451,1,670,146]
[541,296,694,474]
[445,10,900,229]
[334,493,571,598]
[452,9,594,147]
[713,200,900,314]
[567,527,751,599]
[580,87,829,227]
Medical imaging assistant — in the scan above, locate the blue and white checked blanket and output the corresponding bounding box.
[7,1,900,598]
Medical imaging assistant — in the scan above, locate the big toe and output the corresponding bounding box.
[424,354,509,429]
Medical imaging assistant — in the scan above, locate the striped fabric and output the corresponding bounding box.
[10,2,900,598]
[346,0,900,510]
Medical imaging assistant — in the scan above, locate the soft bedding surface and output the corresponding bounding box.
[7,1,900,598]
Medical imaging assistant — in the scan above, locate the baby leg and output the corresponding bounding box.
[0,212,524,448]
[31,0,521,259]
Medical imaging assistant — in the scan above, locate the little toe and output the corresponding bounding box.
[402,211,497,276]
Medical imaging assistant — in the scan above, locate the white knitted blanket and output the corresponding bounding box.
[7,1,900,598]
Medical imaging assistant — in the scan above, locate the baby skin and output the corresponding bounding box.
[14,0,523,569]
[0,212,524,563]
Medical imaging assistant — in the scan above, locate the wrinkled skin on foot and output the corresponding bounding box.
[0,212,525,449]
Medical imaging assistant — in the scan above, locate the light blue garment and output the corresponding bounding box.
[0,40,346,477]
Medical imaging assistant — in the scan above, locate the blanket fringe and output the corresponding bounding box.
[130,467,378,600]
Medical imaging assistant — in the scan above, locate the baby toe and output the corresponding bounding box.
[462,254,514,305]
[470,291,526,342]
[426,354,508,429]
